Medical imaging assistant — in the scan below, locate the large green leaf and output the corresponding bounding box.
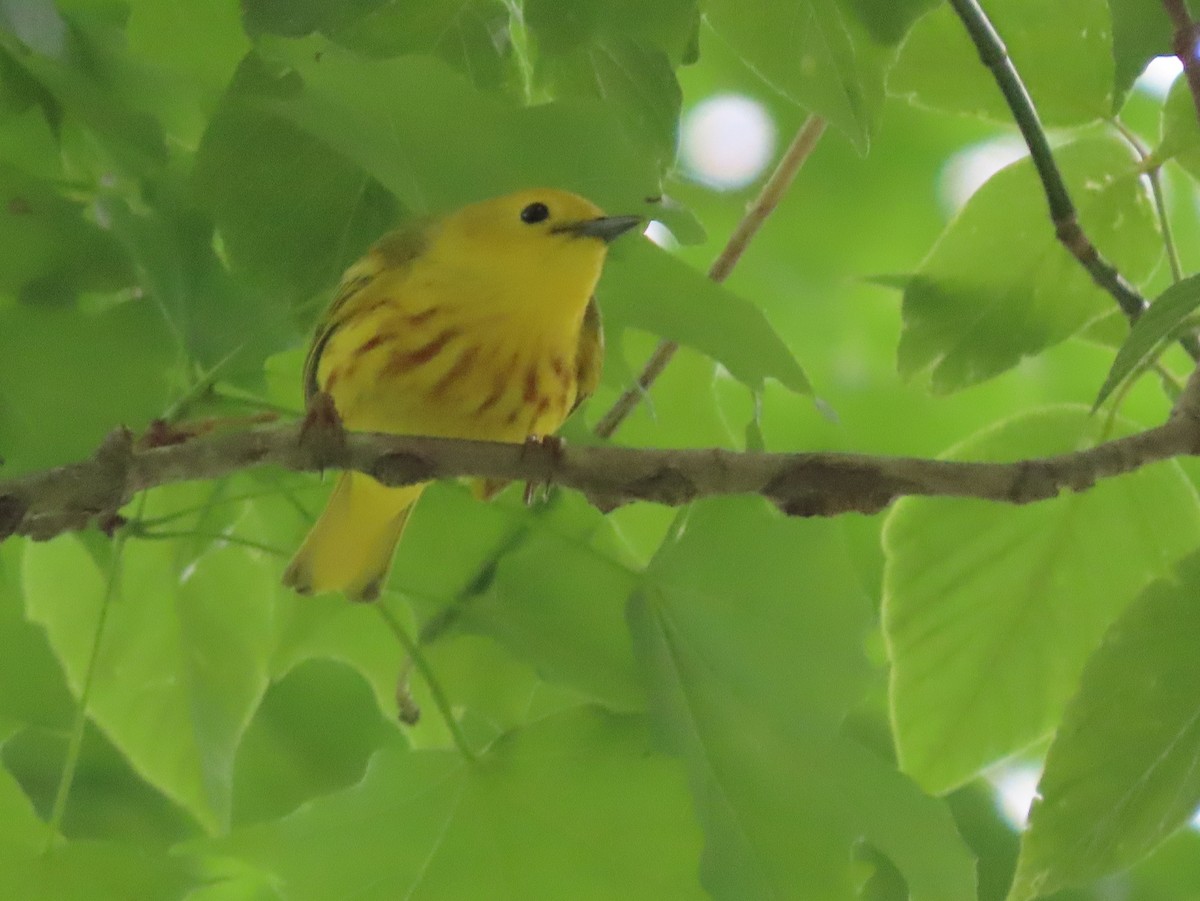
[231,658,395,825]
[256,39,659,215]
[891,0,1113,127]
[0,541,73,730]
[0,17,166,175]
[524,0,697,166]
[188,707,706,899]
[1157,74,1200,180]
[632,497,976,900]
[1108,0,1173,109]
[102,193,296,378]
[898,136,1160,393]
[1008,550,1200,900]
[602,238,811,395]
[192,55,400,307]
[0,299,176,475]
[884,407,1200,795]
[22,502,278,833]
[530,35,681,170]
[704,0,937,151]
[0,165,131,303]
[454,494,645,712]
[526,0,698,63]
[0,840,192,901]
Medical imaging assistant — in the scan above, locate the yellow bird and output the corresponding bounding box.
[283,189,640,600]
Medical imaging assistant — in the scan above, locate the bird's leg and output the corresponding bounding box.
[520,434,565,505]
[297,391,347,471]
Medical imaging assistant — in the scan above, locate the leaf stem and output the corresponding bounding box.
[44,499,139,851]
[1112,119,1183,283]
[375,601,477,762]
[129,526,290,558]
[593,114,827,439]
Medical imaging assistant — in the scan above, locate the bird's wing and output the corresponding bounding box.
[571,297,604,413]
[302,223,431,401]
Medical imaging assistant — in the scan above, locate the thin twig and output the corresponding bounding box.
[45,494,140,851]
[593,115,828,439]
[1165,0,1200,127]
[949,0,1200,359]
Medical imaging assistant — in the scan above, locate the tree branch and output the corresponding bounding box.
[593,114,828,439]
[5,408,1200,544]
[1164,0,1200,127]
[949,0,1200,359]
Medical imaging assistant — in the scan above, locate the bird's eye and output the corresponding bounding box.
[520,202,550,224]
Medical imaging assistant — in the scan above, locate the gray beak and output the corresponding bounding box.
[556,215,642,243]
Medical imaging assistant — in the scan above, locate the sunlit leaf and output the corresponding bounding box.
[1108,0,1173,109]
[891,0,1113,127]
[189,707,705,900]
[23,515,278,833]
[632,497,976,900]
[898,137,1160,393]
[884,407,1200,794]
[1008,550,1200,900]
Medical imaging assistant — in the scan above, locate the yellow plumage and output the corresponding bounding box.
[282,189,639,600]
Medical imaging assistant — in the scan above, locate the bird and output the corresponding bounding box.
[282,188,641,601]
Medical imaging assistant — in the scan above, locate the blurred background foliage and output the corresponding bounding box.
[3,0,1200,899]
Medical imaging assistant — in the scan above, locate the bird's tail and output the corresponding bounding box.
[283,472,423,601]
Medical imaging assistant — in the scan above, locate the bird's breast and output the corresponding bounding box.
[319,295,581,442]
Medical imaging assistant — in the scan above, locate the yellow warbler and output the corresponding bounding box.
[283,189,640,600]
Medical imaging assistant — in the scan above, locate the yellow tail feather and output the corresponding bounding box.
[283,473,423,601]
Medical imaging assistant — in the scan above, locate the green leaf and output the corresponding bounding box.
[120,0,251,144]
[1,724,193,899]
[257,39,660,214]
[531,35,682,170]
[602,238,811,394]
[0,21,167,175]
[883,406,1200,795]
[898,136,1160,393]
[849,0,944,44]
[890,0,1113,127]
[0,300,176,475]
[0,166,132,303]
[1157,73,1200,176]
[1109,0,1173,109]
[189,707,706,900]
[1093,275,1200,410]
[192,55,400,306]
[632,497,976,900]
[103,194,296,378]
[0,731,44,852]
[525,0,699,64]
[0,840,193,901]
[704,0,918,151]
[1008,550,1200,901]
[240,0,387,38]
[455,493,644,712]
[330,0,513,90]
[232,659,394,825]
[22,520,277,833]
[0,541,74,730]
[523,0,696,166]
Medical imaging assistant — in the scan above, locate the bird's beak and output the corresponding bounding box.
[556,215,643,243]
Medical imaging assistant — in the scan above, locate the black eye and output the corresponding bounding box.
[520,202,550,224]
